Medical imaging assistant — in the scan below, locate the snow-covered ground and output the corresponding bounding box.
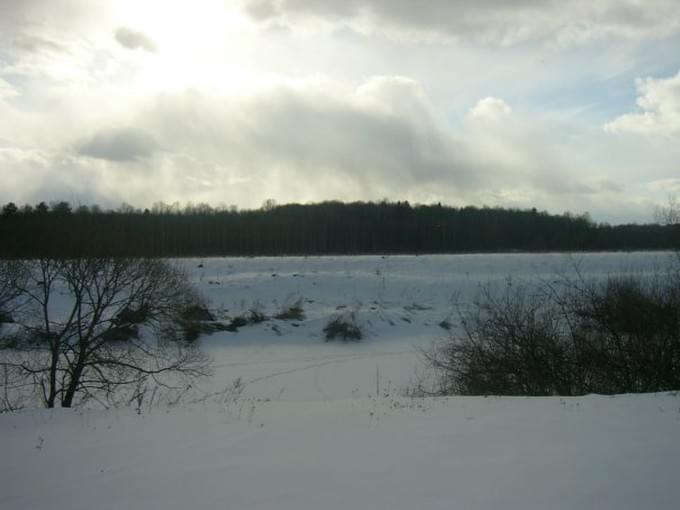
[3,252,680,509]
[190,251,674,402]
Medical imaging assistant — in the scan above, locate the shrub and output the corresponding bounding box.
[247,308,267,324]
[114,304,152,325]
[176,320,208,343]
[324,311,362,341]
[438,320,452,331]
[102,324,140,343]
[110,300,219,344]
[425,283,574,396]
[226,316,249,332]
[171,304,225,342]
[423,270,680,396]
[225,303,269,332]
[103,305,151,342]
[180,304,216,322]
[275,299,305,321]
[562,273,680,393]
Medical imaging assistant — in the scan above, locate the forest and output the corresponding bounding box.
[1,200,678,258]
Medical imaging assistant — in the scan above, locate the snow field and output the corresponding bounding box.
[2,252,679,509]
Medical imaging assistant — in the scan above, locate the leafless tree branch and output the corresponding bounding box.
[0,258,212,408]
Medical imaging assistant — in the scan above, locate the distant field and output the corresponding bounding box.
[182,251,673,401]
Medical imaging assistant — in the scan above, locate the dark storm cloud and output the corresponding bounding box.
[114,27,158,53]
[78,127,158,162]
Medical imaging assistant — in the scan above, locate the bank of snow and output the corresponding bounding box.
[2,393,679,510]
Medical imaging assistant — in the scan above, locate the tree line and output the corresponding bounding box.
[1,200,678,258]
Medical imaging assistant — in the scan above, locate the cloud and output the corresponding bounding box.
[243,0,281,21]
[0,58,656,223]
[78,127,158,162]
[604,70,680,137]
[0,77,475,209]
[114,27,158,53]
[462,97,600,198]
[55,77,615,214]
[468,97,512,123]
[648,178,680,194]
[0,78,19,100]
[241,0,680,45]
[0,74,638,220]
[0,146,109,207]
[141,77,481,196]
[0,0,107,85]
[0,0,674,225]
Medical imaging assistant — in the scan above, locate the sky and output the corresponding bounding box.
[0,0,679,223]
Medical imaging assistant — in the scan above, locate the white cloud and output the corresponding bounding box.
[0,0,675,223]
[468,97,512,123]
[648,178,680,194]
[463,97,599,199]
[0,78,20,100]
[241,0,680,46]
[604,70,680,137]
[0,76,625,216]
[0,71,661,222]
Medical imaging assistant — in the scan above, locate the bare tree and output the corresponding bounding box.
[0,260,25,322]
[655,194,680,271]
[1,258,211,408]
[655,194,680,226]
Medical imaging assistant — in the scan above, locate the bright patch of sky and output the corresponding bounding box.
[1,0,680,223]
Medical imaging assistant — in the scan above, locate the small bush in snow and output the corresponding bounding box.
[226,316,249,332]
[324,311,362,341]
[180,304,216,322]
[225,304,269,332]
[275,299,305,321]
[115,304,152,325]
[169,303,231,342]
[247,308,267,324]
